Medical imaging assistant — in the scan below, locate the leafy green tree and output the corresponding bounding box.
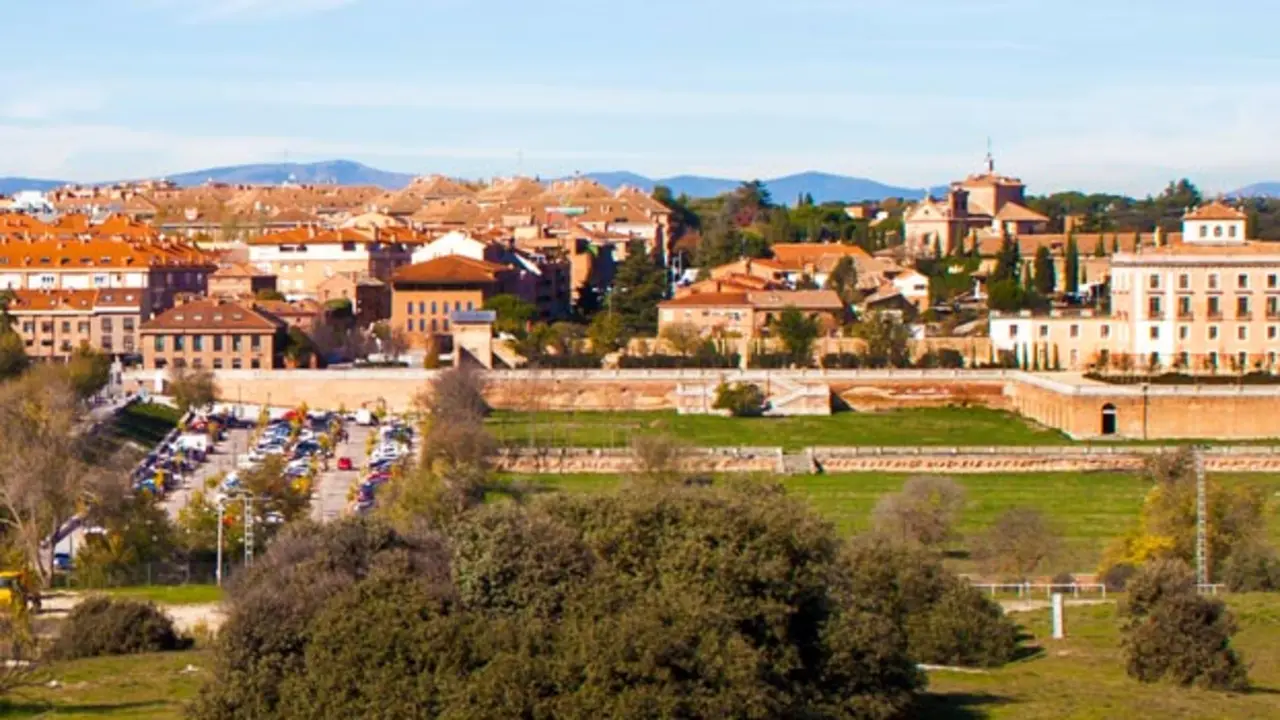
[254,289,286,302]
[855,312,912,368]
[712,382,767,417]
[772,307,820,366]
[586,311,626,355]
[611,241,667,336]
[992,231,1020,283]
[987,278,1027,312]
[66,344,111,401]
[0,330,29,381]
[1033,246,1056,295]
[483,294,536,336]
[168,366,218,414]
[1064,234,1081,293]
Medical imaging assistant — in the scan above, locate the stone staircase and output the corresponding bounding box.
[676,376,832,416]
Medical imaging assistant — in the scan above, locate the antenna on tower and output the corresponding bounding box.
[984,137,995,173]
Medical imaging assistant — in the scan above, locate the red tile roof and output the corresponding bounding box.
[391,255,511,285]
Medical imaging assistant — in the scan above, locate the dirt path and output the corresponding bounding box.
[38,593,225,633]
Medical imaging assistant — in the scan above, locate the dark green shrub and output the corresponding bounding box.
[1101,562,1137,591]
[843,537,1019,667]
[1221,541,1280,593]
[52,597,191,660]
[1122,560,1248,691]
[711,381,767,417]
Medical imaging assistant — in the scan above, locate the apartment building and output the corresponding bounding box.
[247,226,417,299]
[390,256,512,349]
[0,214,215,320]
[6,288,143,361]
[209,262,277,298]
[991,202,1280,372]
[140,298,284,371]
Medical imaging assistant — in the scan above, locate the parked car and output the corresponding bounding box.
[337,457,354,471]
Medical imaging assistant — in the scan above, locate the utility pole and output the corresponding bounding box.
[243,494,255,569]
[1195,446,1208,586]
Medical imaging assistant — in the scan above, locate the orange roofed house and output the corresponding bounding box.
[139,298,286,371]
[658,289,846,340]
[390,255,517,349]
[5,288,144,361]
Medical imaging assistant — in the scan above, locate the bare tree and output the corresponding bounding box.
[973,507,1061,580]
[0,367,122,586]
[629,434,689,485]
[871,476,966,548]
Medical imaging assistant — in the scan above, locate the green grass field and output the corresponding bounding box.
[111,403,181,447]
[923,595,1280,719]
[93,585,223,606]
[6,598,1278,719]
[488,407,1072,450]
[528,472,1280,572]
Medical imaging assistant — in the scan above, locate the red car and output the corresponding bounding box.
[337,457,354,471]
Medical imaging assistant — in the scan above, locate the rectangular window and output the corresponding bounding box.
[214,335,223,352]
[1238,326,1248,341]
[1208,296,1222,317]
[407,301,413,315]
[251,335,261,351]
[1269,274,1278,289]
[153,335,164,352]
[1209,326,1219,340]
[1238,273,1250,289]
[101,318,113,333]
[1178,296,1192,317]
[192,358,203,370]
[232,335,243,352]
[418,302,425,315]
[1209,351,1219,368]
[232,358,242,369]
[61,321,71,333]
[1239,351,1248,369]
[431,301,438,314]
[1148,296,1162,317]
[1101,325,1111,338]
[1179,326,1189,340]
[1178,274,1190,290]
[193,335,203,352]
[174,336,186,352]
[1069,324,1079,338]
[1180,351,1189,368]
[1009,325,1018,338]
[77,321,90,334]
[443,319,450,332]
[406,319,413,332]
[122,318,134,332]
[1209,273,1220,290]
[251,359,261,369]
[1148,274,1160,290]
[1149,326,1160,340]
[1237,296,1251,318]
[1038,325,1048,338]
[1270,297,1280,317]
[1270,326,1278,340]
[213,358,223,370]
[419,319,425,332]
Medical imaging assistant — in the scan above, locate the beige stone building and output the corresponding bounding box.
[991,201,1280,373]
[657,289,846,340]
[903,154,1048,256]
[140,298,283,371]
[6,288,143,361]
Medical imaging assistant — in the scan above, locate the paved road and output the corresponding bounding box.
[162,427,256,522]
[310,424,373,522]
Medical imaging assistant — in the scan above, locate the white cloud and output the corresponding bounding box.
[135,0,363,22]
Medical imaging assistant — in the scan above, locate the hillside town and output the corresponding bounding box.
[2,156,1277,381]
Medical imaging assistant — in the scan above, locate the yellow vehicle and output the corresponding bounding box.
[0,571,40,614]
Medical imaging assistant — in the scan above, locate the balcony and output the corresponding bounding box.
[1237,312,1253,321]
[1207,311,1224,321]
[1177,311,1194,321]
[1145,311,1165,321]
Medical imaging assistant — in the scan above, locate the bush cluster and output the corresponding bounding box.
[712,381,767,417]
[52,597,191,660]
[191,483,1023,719]
[1121,559,1248,691]
[618,353,740,369]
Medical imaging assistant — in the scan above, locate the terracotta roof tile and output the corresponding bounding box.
[141,298,282,333]
[391,255,511,285]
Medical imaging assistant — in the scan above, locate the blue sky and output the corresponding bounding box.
[3,0,1277,194]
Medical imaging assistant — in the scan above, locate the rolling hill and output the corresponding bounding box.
[1231,182,1280,198]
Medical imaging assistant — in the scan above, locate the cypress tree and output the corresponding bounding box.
[1064,234,1080,294]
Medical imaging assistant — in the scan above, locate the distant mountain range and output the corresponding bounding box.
[1230,182,1280,199]
[4,158,1274,205]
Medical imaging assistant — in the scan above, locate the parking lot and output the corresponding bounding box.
[161,425,256,522]
[310,423,374,522]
